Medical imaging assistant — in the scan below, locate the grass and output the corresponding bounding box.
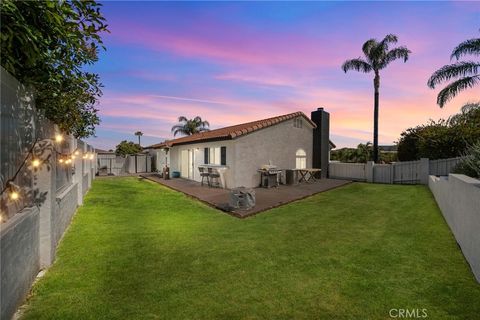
[21,177,480,319]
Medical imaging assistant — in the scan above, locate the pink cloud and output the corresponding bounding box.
[108,19,347,68]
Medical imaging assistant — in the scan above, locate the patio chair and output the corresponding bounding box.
[208,167,221,188]
[199,167,210,186]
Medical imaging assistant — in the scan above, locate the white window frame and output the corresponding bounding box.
[208,147,221,165]
[296,149,307,169]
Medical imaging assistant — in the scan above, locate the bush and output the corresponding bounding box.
[397,102,480,161]
[453,141,480,178]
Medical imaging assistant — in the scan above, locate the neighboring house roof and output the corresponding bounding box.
[95,148,115,154]
[145,111,317,149]
[379,145,398,152]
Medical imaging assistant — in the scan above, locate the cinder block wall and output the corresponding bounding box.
[0,67,96,320]
[0,207,39,320]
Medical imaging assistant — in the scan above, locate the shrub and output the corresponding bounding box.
[453,141,480,178]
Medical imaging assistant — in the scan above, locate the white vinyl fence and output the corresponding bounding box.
[97,154,152,175]
[329,157,463,185]
[328,162,366,181]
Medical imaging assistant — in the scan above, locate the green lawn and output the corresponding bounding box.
[21,177,480,319]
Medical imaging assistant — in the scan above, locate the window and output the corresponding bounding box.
[204,146,227,165]
[293,117,303,128]
[296,149,306,169]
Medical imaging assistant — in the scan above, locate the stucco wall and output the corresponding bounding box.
[54,183,79,247]
[0,207,40,320]
[429,174,480,282]
[234,117,314,188]
[164,117,314,189]
[169,140,236,188]
[82,174,89,196]
[152,149,170,172]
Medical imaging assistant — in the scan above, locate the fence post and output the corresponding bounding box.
[420,158,430,185]
[38,142,57,268]
[390,163,394,184]
[366,161,374,183]
[73,139,83,206]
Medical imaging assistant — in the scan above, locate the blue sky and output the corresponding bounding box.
[85,1,480,150]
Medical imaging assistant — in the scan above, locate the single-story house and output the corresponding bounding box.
[145,108,333,189]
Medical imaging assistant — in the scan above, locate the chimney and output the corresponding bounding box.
[311,107,330,178]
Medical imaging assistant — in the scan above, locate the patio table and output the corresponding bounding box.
[298,168,322,183]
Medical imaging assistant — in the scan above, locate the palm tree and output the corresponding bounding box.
[342,34,411,163]
[427,33,480,108]
[134,131,143,146]
[171,116,210,137]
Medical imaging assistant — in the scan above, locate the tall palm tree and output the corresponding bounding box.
[427,33,480,108]
[134,131,143,146]
[171,116,210,137]
[342,34,411,163]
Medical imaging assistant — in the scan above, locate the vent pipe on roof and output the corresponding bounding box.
[311,108,330,178]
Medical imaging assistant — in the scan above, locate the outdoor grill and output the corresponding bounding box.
[258,164,282,188]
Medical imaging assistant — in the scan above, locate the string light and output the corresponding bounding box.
[1,132,97,210]
[31,159,41,168]
[10,190,19,200]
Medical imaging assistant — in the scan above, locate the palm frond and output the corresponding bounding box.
[427,61,480,88]
[362,39,378,56]
[177,116,188,123]
[382,47,411,67]
[376,34,398,54]
[171,125,184,133]
[450,38,480,60]
[436,75,480,108]
[341,58,372,73]
[380,34,398,47]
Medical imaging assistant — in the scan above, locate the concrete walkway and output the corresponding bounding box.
[141,174,351,218]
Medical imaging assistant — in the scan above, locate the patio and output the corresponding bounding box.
[141,173,351,217]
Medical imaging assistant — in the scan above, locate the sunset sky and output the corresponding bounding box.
[85,1,480,150]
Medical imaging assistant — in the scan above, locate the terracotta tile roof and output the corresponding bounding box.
[146,111,316,149]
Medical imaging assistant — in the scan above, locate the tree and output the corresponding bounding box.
[0,0,108,137]
[115,141,142,157]
[427,32,480,108]
[134,131,143,146]
[397,102,480,160]
[342,34,411,162]
[171,116,210,137]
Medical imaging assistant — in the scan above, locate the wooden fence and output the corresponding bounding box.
[329,157,463,185]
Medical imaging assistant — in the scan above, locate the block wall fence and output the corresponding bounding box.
[0,68,97,320]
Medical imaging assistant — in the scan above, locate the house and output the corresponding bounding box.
[145,108,332,189]
[379,145,398,153]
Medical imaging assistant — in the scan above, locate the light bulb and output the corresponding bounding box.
[32,159,40,167]
[74,150,79,156]
[10,191,19,200]
[55,134,63,143]
[59,158,64,163]
[89,154,94,160]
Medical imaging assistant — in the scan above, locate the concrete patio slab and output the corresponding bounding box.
[141,174,351,218]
